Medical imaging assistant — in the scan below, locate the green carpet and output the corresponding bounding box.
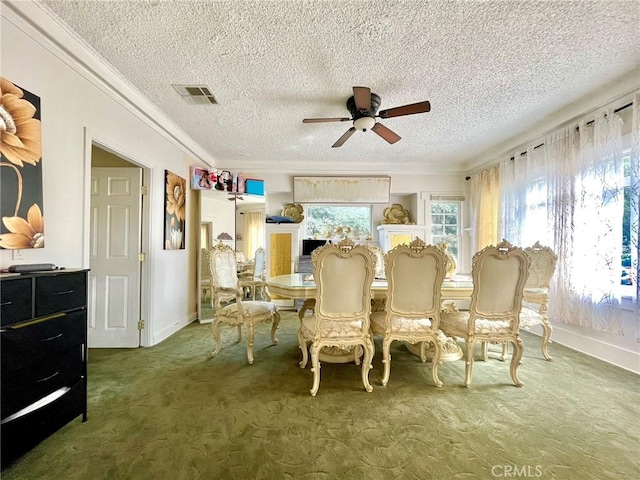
[3,311,639,479]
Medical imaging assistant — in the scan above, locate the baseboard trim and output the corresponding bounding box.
[153,317,193,346]
[546,324,640,374]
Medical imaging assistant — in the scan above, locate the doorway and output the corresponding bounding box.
[89,144,147,347]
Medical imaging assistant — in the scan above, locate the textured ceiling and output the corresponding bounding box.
[36,0,639,174]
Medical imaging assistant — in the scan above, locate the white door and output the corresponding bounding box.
[89,167,142,347]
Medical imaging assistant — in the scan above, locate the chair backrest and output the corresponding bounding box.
[470,239,530,326]
[252,247,266,282]
[312,238,375,321]
[364,244,386,279]
[209,242,239,290]
[385,238,447,323]
[524,241,557,289]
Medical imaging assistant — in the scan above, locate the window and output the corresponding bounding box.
[304,205,372,240]
[621,154,637,295]
[523,178,549,247]
[430,199,462,259]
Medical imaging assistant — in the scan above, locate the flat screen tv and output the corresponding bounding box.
[302,239,328,256]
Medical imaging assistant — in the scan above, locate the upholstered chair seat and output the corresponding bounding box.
[518,307,543,329]
[370,313,433,335]
[439,311,512,336]
[219,300,278,319]
[300,316,367,339]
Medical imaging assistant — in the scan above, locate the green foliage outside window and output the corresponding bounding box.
[305,205,371,239]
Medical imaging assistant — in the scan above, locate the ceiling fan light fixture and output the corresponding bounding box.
[354,116,376,132]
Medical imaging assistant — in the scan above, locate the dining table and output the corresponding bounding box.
[267,273,474,363]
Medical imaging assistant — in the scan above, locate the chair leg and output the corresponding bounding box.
[540,320,553,361]
[211,321,223,357]
[270,311,281,345]
[297,329,309,368]
[310,343,322,396]
[500,342,509,361]
[381,337,392,386]
[361,338,374,393]
[236,325,242,344]
[419,341,427,363]
[431,337,443,388]
[464,341,474,387]
[354,345,362,366]
[510,336,524,387]
[481,341,489,361]
[246,322,255,365]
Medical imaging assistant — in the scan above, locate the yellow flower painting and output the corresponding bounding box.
[0,203,45,249]
[1,77,42,167]
[0,77,44,250]
[164,170,186,249]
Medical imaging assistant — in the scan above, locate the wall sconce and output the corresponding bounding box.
[217,232,233,241]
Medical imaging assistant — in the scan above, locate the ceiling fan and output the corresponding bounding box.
[227,192,244,201]
[303,86,430,148]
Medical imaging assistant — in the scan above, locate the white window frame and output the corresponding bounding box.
[425,194,468,274]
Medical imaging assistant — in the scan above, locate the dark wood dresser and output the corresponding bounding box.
[0,269,88,468]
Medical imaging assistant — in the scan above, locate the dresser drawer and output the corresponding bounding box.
[1,348,84,419]
[1,310,86,373]
[0,277,33,327]
[35,272,87,317]
[1,377,86,468]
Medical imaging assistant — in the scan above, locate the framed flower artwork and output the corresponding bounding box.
[0,77,45,249]
[164,170,186,250]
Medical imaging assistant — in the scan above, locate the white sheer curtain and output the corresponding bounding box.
[500,108,626,333]
[243,211,265,260]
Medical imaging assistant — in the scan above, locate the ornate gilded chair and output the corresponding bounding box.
[370,239,448,387]
[439,239,530,387]
[200,248,213,303]
[364,244,386,279]
[239,247,267,301]
[297,238,376,396]
[499,241,557,361]
[209,242,281,364]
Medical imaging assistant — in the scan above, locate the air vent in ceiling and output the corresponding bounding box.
[171,84,218,105]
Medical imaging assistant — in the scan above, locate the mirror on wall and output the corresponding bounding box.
[198,190,265,322]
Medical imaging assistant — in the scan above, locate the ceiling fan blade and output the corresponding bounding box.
[303,117,351,123]
[353,86,371,111]
[332,127,356,148]
[372,123,401,144]
[378,101,431,119]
